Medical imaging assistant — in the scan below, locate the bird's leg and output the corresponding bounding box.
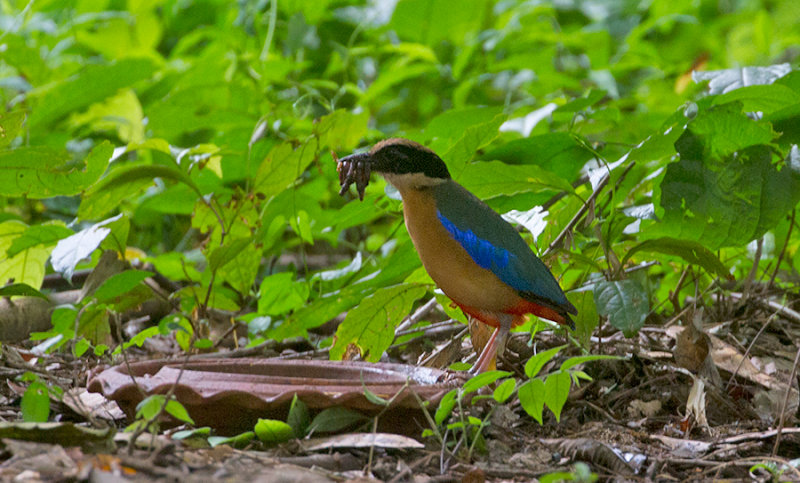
[470,314,513,374]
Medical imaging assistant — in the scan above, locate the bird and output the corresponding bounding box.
[337,138,577,373]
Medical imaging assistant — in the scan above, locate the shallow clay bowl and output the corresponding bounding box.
[88,358,461,435]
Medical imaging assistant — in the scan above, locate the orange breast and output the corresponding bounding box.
[399,187,529,316]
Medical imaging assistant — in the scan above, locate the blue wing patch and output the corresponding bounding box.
[432,181,575,314]
[437,210,531,291]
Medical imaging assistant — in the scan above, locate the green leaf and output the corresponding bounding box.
[207,237,254,272]
[623,237,731,280]
[98,213,131,254]
[254,419,294,443]
[165,399,194,425]
[657,143,800,249]
[28,57,157,129]
[135,395,165,421]
[462,370,510,394]
[6,224,73,258]
[76,306,110,345]
[524,346,565,379]
[594,280,649,337]
[308,407,367,434]
[330,283,426,362]
[316,109,369,151]
[434,389,458,426]
[79,163,199,220]
[217,242,261,294]
[0,221,50,289]
[681,102,776,159]
[0,141,112,198]
[289,209,313,244]
[21,381,50,423]
[115,326,160,354]
[208,432,255,448]
[560,355,621,372]
[713,84,800,114]
[254,141,316,201]
[543,372,571,422]
[390,0,489,46]
[568,290,598,346]
[518,379,545,424]
[426,107,504,142]
[93,270,153,304]
[445,113,507,178]
[482,132,593,181]
[172,427,211,440]
[257,272,310,316]
[73,338,91,358]
[0,111,26,149]
[0,283,48,300]
[194,338,213,349]
[459,161,573,200]
[287,395,310,438]
[493,378,517,404]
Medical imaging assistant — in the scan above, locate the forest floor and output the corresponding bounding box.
[1,287,799,482]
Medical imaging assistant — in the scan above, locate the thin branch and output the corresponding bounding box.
[769,209,795,288]
[772,343,800,456]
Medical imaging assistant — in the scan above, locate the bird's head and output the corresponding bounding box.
[339,138,451,192]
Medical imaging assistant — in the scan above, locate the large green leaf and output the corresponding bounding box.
[622,237,731,280]
[316,109,369,152]
[6,223,72,258]
[79,163,198,220]
[0,142,113,198]
[257,272,310,316]
[444,113,507,178]
[390,0,489,46]
[713,84,800,114]
[330,283,426,362]
[657,143,800,249]
[482,133,593,181]
[680,102,776,159]
[459,161,574,200]
[0,221,50,289]
[28,58,157,130]
[594,280,649,338]
[254,142,317,201]
[0,111,26,149]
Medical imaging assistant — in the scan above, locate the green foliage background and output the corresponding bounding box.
[1,0,799,359]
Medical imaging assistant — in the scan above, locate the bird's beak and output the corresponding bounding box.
[338,152,371,165]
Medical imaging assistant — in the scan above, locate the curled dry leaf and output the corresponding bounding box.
[333,150,371,200]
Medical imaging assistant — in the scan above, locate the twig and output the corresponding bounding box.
[772,344,800,456]
[670,267,691,313]
[743,237,763,297]
[394,298,440,334]
[544,161,635,258]
[769,209,795,288]
[728,292,800,325]
[724,309,780,391]
[418,328,468,368]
